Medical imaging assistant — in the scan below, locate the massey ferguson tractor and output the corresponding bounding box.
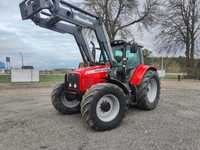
[20,0,160,131]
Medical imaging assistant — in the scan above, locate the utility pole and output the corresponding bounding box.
[161,56,164,71]
[19,52,24,68]
[160,56,165,78]
[6,57,11,70]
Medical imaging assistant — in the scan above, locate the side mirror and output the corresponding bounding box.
[130,44,138,53]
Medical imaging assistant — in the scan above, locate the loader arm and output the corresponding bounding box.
[19,0,115,65]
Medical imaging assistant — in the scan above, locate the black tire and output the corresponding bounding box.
[136,71,160,110]
[51,83,80,114]
[81,83,127,131]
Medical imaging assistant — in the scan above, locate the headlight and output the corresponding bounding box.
[69,83,72,87]
[74,84,77,88]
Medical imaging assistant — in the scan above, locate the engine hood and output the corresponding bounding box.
[71,65,111,76]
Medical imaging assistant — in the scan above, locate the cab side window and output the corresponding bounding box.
[126,50,140,69]
[114,49,123,63]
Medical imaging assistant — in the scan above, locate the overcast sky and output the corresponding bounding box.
[0,0,157,69]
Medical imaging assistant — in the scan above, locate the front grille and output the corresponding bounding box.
[67,73,80,89]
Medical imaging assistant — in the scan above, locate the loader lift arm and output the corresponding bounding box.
[19,0,115,65]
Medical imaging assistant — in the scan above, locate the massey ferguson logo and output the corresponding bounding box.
[85,68,110,75]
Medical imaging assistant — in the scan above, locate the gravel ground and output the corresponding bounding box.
[0,80,200,150]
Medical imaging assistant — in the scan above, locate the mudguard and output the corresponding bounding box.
[130,64,157,86]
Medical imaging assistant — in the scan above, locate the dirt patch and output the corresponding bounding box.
[0,80,200,150]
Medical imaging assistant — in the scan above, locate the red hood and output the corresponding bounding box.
[71,65,111,75]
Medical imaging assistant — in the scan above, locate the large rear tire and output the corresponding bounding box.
[81,83,127,131]
[136,71,160,110]
[51,84,80,114]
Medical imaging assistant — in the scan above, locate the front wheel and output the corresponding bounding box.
[81,83,127,131]
[136,71,160,110]
[51,84,80,114]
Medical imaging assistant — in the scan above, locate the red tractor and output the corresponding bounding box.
[20,0,160,131]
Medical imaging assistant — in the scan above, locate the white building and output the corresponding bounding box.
[11,68,39,83]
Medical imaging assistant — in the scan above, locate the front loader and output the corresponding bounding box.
[19,0,160,131]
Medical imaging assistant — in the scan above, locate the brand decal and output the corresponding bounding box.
[85,68,110,75]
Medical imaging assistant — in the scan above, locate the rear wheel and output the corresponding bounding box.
[81,83,127,131]
[136,71,160,110]
[51,84,80,114]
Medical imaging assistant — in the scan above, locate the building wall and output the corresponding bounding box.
[11,69,39,82]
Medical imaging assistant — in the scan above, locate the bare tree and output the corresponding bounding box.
[84,0,160,41]
[157,0,200,77]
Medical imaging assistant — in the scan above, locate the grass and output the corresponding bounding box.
[163,75,178,80]
[0,74,65,85]
[0,75,10,83]
[39,74,65,85]
[0,73,181,85]
[40,74,65,82]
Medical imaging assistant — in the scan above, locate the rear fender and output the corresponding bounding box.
[130,64,157,86]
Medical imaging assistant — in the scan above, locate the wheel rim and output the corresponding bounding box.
[147,78,158,103]
[96,94,120,122]
[61,92,80,108]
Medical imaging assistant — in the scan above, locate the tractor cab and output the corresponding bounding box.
[89,40,144,82]
[110,40,144,82]
[111,40,144,68]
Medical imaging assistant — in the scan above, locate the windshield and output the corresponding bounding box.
[82,28,110,65]
[112,45,140,69]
